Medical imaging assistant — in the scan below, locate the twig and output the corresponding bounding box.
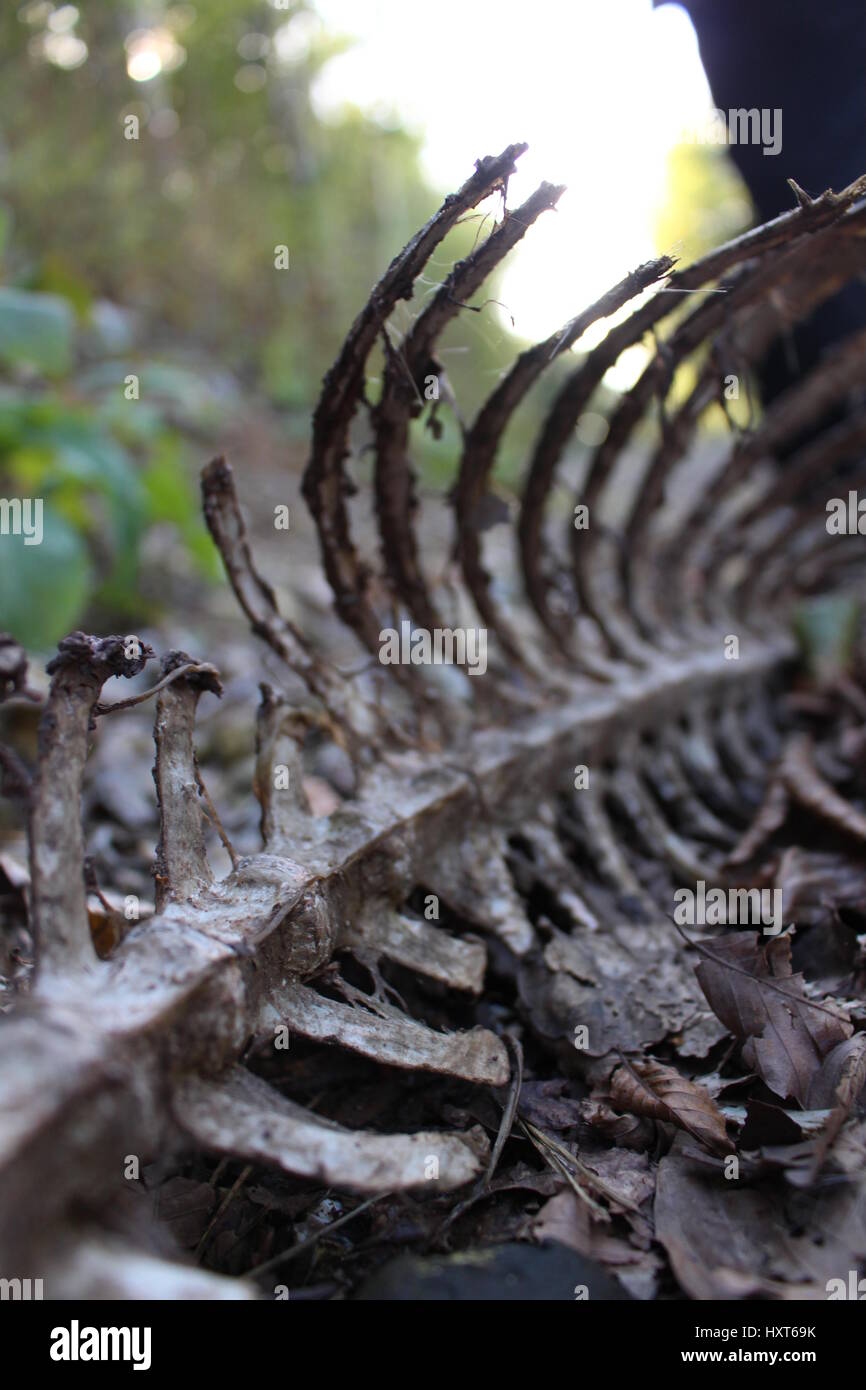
[433,1034,523,1242]
[523,1118,641,1215]
[196,1164,253,1261]
[520,1120,609,1219]
[195,758,238,870]
[94,662,219,716]
[483,1035,523,1187]
[243,1193,388,1280]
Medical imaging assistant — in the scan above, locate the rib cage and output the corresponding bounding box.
[3,144,866,1298]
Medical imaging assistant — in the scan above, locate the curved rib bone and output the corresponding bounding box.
[302,144,531,652]
[176,1066,490,1193]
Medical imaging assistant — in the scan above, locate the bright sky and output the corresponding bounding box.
[308,0,715,347]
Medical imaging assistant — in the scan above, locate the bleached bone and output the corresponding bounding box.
[153,652,222,908]
[342,905,487,994]
[175,1065,489,1192]
[254,682,313,847]
[48,1237,256,1300]
[257,979,508,1083]
[427,824,537,957]
[29,632,151,984]
[0,628,789,1252]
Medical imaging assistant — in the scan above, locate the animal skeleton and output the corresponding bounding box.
[2,144,866,1297]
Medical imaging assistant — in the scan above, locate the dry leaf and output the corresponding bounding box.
[609,1058,731,1157]
[655,1136,866,1299]
[805,1031,866,1175]
[531,1188,661,1299]
[695,932,852,1104]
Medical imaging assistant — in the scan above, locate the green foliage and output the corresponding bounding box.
[0,1,523,647]
[0,1,436,396]
[0,505,90,651]
[0,286,74,376]
[0,284,224,649]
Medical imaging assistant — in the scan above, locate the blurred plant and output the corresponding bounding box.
[0,1,439,401]
[0,261,227,650]
[0,0,551,649]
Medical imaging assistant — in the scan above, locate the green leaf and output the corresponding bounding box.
[142,437,194,523]
[35,256,93,320]
[79,360,237,429]
[0,287,75,376]
[184,527,222,580]
[142,438,221,580]
[0,508,92,650]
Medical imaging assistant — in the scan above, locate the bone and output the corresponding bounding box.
[8,154,866,1302]
[341,906,487,994]
[302,143,530,654]
[456,261,683,662]
[428,824,537,956]
[49,1237,256,1300]
[257,980,509,1085]
[30,632,152,985]
[175,1066,491,1192]
[153,652,222,909]
[253,683,313,851]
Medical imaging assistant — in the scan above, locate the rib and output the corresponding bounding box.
[175,1066,489,1193]
[372,180,564,636]
[302,143,530,652]
[259,980,509,1084]
[453,255,675,666]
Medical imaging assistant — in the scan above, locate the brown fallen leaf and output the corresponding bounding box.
[153,1176,217,1249]
[805,1031,866,1176]
[738,1098,811,1149]
[655,1130,866,1299]
[726,729,866,869]
[518,919,726,1061]
[517,1078,583,1131]
[530,1188,662,1300]
[807,1030,866,1109]
[582,1099,656,1151]
[609,1057,731,1157]
[695,932,852,1104]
